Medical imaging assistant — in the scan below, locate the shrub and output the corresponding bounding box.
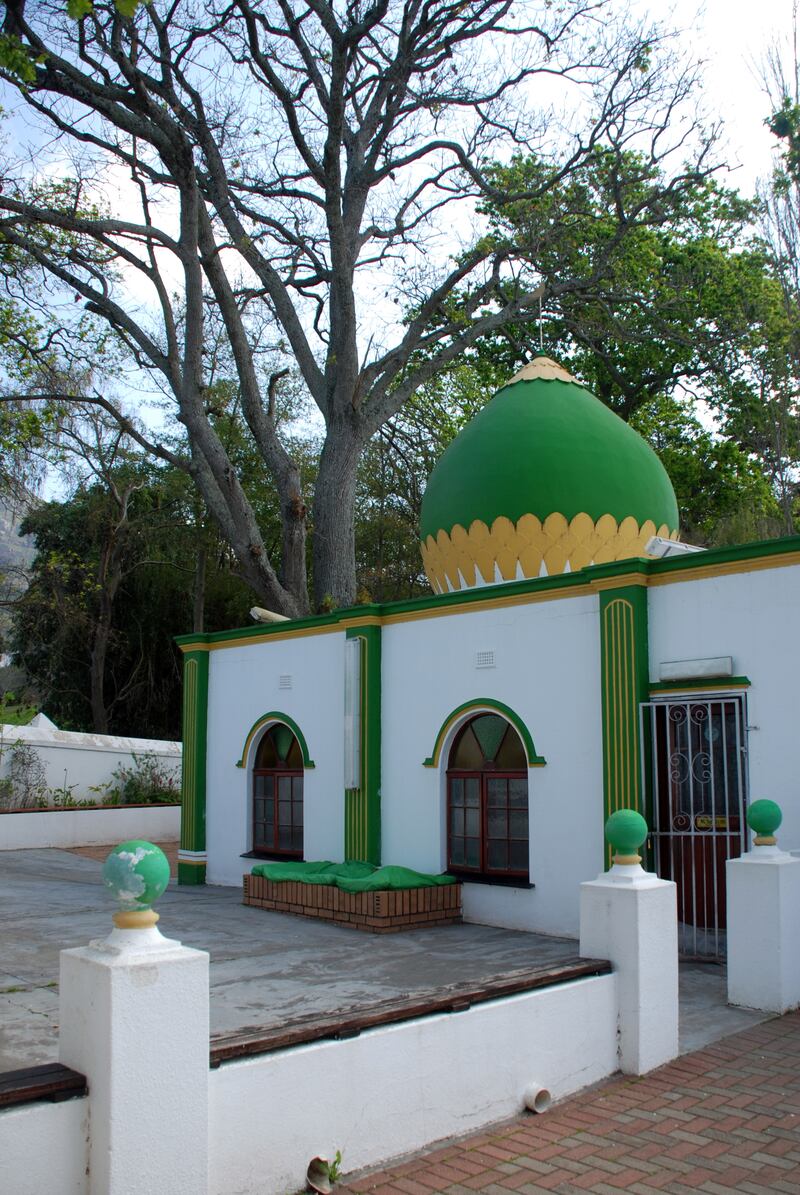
[107,753,180,805]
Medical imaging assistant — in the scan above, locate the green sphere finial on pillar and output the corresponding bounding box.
[102,840,171,930]
[605,809,649,865]
[746,800,783,847]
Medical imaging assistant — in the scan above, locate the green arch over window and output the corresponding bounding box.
[423,699,546,768]
[236,712,316,769]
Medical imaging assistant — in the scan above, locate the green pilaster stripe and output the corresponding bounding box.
[179,650,209,885]
[599,584,650,867]
[345,625,382,865]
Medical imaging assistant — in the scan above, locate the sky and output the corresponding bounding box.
[668,0,793,194]
[5,0,799,506]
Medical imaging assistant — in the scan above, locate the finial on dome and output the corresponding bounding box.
[507,357,579,386]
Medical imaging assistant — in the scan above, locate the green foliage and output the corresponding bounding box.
[105,753,180,805]
[11,461,256,738]
[768,96,800,188]
[0,34,38,85]
[0,692,36,726]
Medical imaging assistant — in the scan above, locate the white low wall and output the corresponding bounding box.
[0,803,180,849]
[0,723,181,805]
[0,1097,89,1195]
[209,973,618,1195]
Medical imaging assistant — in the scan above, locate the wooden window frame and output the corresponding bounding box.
[446,767,529,881]
[252,758,304,859]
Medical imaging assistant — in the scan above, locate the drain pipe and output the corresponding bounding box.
[523,1084,552,1113]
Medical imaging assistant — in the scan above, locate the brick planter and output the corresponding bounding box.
[243,873,462,932]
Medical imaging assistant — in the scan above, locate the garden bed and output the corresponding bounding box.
[243,872,462,932]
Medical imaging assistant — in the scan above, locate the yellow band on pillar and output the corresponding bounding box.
[113,908,160,929]
[613,853,642,865]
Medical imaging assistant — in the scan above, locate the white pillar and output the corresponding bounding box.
[59,924,210,1195]
[580,865,679,1075]
[727,846,800,1013]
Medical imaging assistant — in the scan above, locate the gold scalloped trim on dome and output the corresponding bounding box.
[420,514,679,593]
[506,357,580,386]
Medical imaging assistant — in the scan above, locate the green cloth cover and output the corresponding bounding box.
[251,860,455,892]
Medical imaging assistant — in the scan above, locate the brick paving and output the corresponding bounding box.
[340,1013,800,1195]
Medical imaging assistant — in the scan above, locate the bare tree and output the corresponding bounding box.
[0,0,717,612]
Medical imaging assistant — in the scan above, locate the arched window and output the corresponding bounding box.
[253,724,304,857]
[447,714,528,880]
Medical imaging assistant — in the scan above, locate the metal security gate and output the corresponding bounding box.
[641,695,749,960]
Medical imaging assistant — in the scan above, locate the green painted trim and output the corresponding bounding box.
[649,676,751,693]
[345,625,382,865]
[175,535,800,651]
[178,862,206,885]
[179,650,209,885]
[599,585,650,868]
[423,699,546,768]
[235,712,316,769]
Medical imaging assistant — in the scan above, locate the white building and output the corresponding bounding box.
[177,359,799,954]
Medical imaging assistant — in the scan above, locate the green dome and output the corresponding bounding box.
[421,362,677,539]
[419,359,679,592]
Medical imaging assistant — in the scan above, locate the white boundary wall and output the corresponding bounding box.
[0,723,181,805]
[0,1097,89,1195]
[0,803,180,849]
[0,971,617,1195]
[210,972,618,1195]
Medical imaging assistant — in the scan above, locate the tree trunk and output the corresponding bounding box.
[193,543,206,633]
[90,584,114,734]
[312,426,363,610]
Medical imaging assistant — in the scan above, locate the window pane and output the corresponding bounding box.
[508,779,527,807]
[278,801,292,827]
[465,778,480,806]
[488,808,506,837]
[278,776,292,802]
[466,839,480,867]
[292,776,303,800]
[509,810,528,838]
[487,778,508,807]
[471,715,507,761]
[487,841,508,870]
[465,807,480,837]
[278,825,291,849]
[496,728,527,769]
[254,734,278,768]
[264,799,274,825]
[450,807,464,837]
[291,827,303,850]
[509,841,528,870]
[294,801,303,827]
[450,778,464,805]
[450,838,466,866]
[272,724,295,761]
[450,726,484,770]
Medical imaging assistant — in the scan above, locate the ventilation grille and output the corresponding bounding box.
[475,650,495,669]
[278,674,292,689]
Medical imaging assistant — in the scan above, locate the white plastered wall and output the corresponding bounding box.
[647,564,800,849]
[380,592,603,938]
[209,972,617,1195]
[204,630,346,885]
